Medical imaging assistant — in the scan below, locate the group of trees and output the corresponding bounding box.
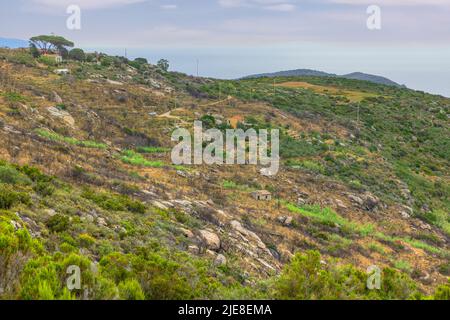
[28,35,169,70]
[29,35,85,61]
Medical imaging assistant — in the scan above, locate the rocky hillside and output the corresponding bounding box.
[0,48,449,300]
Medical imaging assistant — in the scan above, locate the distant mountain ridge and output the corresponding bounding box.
[243,69,402,87]
[0,37,28,49]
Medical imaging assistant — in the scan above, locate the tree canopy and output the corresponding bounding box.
[29,35,74,54]
[69,48,86,61]
[157,59,169,72]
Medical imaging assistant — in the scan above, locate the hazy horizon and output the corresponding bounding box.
[85,44,450,97]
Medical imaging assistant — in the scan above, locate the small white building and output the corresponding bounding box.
[54,69,70,75]
[251,190,272,201]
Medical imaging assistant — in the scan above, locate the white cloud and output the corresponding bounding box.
[329,0,450,6]
[29,0,148,10]
[264,3,295,11]
[218,0,296,11]
[161,4,177,10]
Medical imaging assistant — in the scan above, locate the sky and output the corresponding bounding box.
[1,0,450,96]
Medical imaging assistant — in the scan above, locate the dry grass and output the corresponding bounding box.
[275,81,378,102]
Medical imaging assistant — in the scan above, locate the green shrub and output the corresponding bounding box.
[68,48,85,61]
[118,279,145,300]
[81,188,146,214]
[433,281,450,300]
[0,165,31,185]
[0,184,31,209]
[38,55,57,66]
[33,180,55,197]
[271,250,420,300]
[46,214,70,233]
[78,233,96,247]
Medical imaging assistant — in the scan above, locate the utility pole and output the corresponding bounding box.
[196,59,199,77]
[357,105,360,128]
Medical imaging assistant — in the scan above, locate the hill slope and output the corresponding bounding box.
[0,48,449,300]
[342,72,402,87]
[244,69,402,87]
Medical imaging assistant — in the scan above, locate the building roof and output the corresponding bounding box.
[252,190,271,195]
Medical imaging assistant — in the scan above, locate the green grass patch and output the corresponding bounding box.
[136,146,170,154]
[393,259,413,274]
[36,129,107,149]
[285,203,375,236]
[120,150,165,167]
[120,150,187,171]
[1,92,27,103]
[374,232,447,257]
[286,159,325,174]
[222,180,254,191]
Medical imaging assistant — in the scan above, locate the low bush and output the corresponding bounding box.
[46,214,70,233]
[0,184,31,209]
[81,188,146,214]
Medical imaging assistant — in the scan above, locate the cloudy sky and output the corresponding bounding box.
[1,0,450,96]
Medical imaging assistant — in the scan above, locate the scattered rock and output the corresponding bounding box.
[176,170,187,178]
[401,211,411,219]
[180,228,194,238]
[199,229,221,251]
[348,193,380,211]
[363,193,380,211]
[205,250,217,259]
[52,91,63,104]
[45,209,57,217]
[335,199,347,210]
[214,254,227,266]
[418,221,432,231]
[277,216,287,224]
[97,217,107,227]
[348,194,364,206]
[230,220,266,250]
[188,245,200,254]
[284,217,293,226]
[106,79,124,86]
[47,107,75,127]
[152,200,169,210]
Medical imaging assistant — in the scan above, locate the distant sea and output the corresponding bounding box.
[0,37,28,48]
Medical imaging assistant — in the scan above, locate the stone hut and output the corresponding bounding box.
[251,190,272,201]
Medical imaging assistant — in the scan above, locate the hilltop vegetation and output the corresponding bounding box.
[0,45,449,300]
[243,69,402,87]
